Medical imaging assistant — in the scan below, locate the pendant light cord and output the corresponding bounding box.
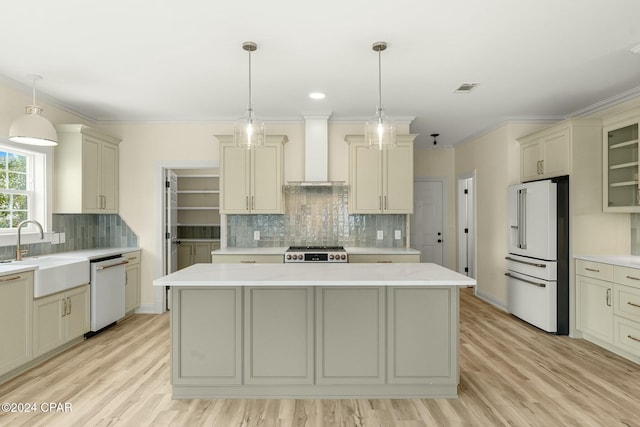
[378,48,382,113]
[32,76,37,106]
[248,47,253,116]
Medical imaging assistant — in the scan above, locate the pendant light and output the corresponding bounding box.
[234,41,265,149]
[365,41,396,150]
[9,75,58,146]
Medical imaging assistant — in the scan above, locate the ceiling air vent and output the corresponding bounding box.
[455,83,478,93]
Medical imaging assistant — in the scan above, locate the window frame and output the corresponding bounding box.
[0,139,52,247]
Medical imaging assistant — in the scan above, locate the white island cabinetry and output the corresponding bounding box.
[155,262,474,399]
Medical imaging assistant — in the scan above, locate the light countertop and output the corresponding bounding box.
[212,247,420,255]
[154,262,475,288]
[0,247,140,276]
[574,254,640,269]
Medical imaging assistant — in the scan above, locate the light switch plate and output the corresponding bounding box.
[377,230,384,240]
[51,232,60,245]
[59,232,66,244]
[394,230,402,240]
[253,230,260,240]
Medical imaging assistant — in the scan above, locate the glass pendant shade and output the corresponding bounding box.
[365,108,396,150]
[366,41,396,150]
[234,41,264,149]
[234,109,265,149]
[9,75,58,146]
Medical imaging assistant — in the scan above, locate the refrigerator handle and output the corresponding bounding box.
[520,188,527,250]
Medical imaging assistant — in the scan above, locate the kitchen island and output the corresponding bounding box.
[154,262,475,399]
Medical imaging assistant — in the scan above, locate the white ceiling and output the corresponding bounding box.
[2,0,640,147]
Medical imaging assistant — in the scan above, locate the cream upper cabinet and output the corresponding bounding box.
[54,124,121,213]
[218,135,288,214]
[0,271,33,377]
[346,134,416,214]
[603,116,640,212]
[519,128,570,182]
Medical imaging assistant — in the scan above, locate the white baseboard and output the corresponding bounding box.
[134,303,163,314]
[475,290,508,312]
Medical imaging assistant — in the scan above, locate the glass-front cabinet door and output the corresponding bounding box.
[604,122,639,212]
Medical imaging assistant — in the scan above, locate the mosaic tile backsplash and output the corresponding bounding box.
[226,186,406,248]
[0,214,138,260]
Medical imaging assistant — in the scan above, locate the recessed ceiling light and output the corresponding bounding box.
[309,92,326,100]
[454,83,478,93]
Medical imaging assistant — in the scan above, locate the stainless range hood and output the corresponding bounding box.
[286,114,346,187]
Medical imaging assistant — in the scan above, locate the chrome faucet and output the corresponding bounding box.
[16,220,44,261]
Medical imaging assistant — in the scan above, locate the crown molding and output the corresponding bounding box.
[568,84,640,118]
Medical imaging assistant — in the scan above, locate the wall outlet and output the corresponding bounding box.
[253,230,260,240]
[377,230,384,240]
[51,232,60,245]
[59,232,65,244]
[394,230,402,240]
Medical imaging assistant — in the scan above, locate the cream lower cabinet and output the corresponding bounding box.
[346,135,416,214]
[218,135,288,214]
[54,124,121,213]
[211,253,283,264]
[244,287,313,384]
[576,259,640,363]
[349,254,420,263]
[0,272,33,377]
[33,284,90,358]
[178,242,220,269]
[124,251,141,314]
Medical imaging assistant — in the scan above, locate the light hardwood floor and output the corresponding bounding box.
[1,288,639,426]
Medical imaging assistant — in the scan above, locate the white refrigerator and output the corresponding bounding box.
[506,178,569,334]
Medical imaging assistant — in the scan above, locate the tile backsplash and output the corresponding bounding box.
[0,214,138,260]
[226,186,406,247]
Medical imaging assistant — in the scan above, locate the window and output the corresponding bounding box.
[0,144,49,238]
[0,149,32,228]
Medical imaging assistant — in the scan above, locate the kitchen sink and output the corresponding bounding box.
[11,256,90,298]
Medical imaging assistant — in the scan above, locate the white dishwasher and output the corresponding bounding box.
[89,256,128,333]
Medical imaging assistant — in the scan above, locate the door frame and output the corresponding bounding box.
[456,170,477,287]
[155,160,219,314]
[412,176,447,267]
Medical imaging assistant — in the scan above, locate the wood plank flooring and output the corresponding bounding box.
[1,288,640,426]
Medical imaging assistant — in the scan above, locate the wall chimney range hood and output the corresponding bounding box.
[286,113,346,187]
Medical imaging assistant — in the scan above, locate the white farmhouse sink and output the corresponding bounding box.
[14,256,90,298]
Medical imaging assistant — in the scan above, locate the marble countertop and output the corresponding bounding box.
[0,247,140,276]
[212,247,420,255]
[574,254,640,269]
[154,262,474,288]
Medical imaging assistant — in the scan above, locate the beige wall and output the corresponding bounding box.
[413,147,456,269]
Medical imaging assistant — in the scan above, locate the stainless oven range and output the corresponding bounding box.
[285,246,348,263]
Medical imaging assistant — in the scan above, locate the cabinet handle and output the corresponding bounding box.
[67,297,72,315]
[585,267,600,273]
[62,299,67,317]
[252,195,255,209]
[625,275,640,281]
[246,196,249,210]
[628,335,640,343]
[127,256,138,261]
[606,288,612,307]
[384,195,387,210]
[0,275,21,283]
[379,196,382,210]
[240,260,256,263]
[628,301,640,308]
[539,160,544,174]
[377,260,393,263]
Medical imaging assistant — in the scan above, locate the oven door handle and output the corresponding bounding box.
[96,260,129,270]
[505,272,546,288]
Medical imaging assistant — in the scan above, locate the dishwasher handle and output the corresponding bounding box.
[96,260,129,270]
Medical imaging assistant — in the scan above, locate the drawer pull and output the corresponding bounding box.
[628,301,640,308]
[0,275,21,283]
[240,260,256,264]
[377,260,393,263]
[606,288,612,307]
[585,267,600,273]
[628,335,640,343]
[625,275,640,281]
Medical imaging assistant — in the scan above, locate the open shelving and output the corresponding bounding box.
[604,122,640,210]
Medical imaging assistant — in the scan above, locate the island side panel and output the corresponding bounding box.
[244,287,314,384]
[171,286,242,385]
[316,287,385,385]
[387,287,458,384]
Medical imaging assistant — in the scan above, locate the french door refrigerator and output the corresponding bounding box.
[506,176,569,334]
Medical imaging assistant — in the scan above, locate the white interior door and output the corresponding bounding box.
[165,170,178,275]
[411,180,444,265]
[457,176,476,278]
